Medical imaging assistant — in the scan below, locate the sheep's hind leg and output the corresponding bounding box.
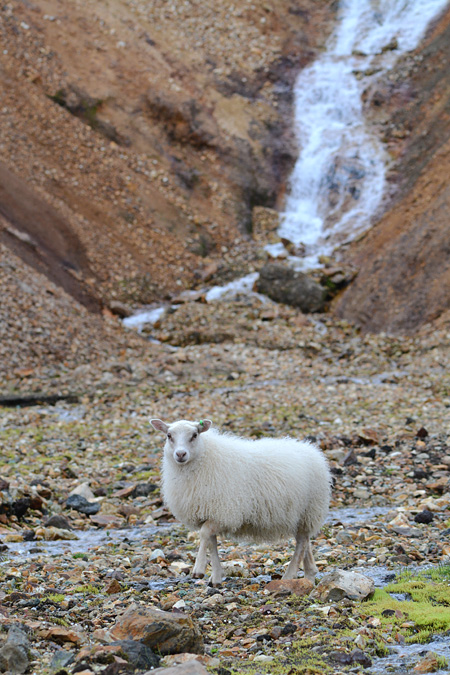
[283,533,308,580]
[303,540,318,582]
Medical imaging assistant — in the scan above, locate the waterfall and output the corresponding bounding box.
[275,0,450,268]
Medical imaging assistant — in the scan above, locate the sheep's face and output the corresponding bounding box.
[151,419,212,465]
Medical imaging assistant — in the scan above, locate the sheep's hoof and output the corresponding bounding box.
[192,572,205,579]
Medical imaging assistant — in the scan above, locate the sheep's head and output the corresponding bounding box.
[151,418,212,465]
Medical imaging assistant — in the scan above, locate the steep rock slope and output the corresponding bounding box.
[333,8,450,333]
[0,0,335,310]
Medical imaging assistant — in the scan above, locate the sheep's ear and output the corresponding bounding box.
[150,419,169,434]
[198,419,212,433]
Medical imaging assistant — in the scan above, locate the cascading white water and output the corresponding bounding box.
[123,0,449,327]
[276,0,449,267]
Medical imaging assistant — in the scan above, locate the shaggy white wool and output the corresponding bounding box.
[160,421,331,542]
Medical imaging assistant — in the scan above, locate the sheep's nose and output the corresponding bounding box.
[176,450,187,462]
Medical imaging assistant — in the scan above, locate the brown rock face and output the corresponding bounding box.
[334,9,450,333]
[0,0,336,312]
[109,605,204,656]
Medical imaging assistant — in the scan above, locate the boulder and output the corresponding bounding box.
[109,604,203,655]
[310,569,374,602]
[265,578,313,596]
[147,661,209,675]
[66,494,100,515]
[256,263,327,313]
[0,625,31,674]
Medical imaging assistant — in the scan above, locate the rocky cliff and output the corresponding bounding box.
[0,0,335,311]
[333,7,450,333]
[1,0,449,369]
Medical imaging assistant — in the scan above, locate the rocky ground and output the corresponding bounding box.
[0,295,449,674]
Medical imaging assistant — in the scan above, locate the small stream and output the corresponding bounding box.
[3,505,450,671]
[0,523,172,560]
[369,637,450,674]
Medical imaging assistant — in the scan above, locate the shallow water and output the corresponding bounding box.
[0,523,172,561]
[369,636,450,674]
[329,505,391,526]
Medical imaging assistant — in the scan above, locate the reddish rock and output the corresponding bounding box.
[109,604,203,655]
[105,578,122,595]
[38,626,85,646]
[265,578,313,596]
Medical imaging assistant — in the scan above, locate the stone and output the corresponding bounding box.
[256,263,327,313]
[68,482,97,501]
[49,650,75,673]
[350,649,372,667]
[146,661,209,675]
[161,654,219,668]
[111,640,160,670]
[251,206,280,245]
[132,482,158,497]
[109,301,134,318]
[413,652,440,673]
[0,625,30,674]
[90,514,124,527]
[265,578,313,596]
[201,593,225,608]
[66,494,100,515]
[390,526,424,538]
[109,604,203,655]
[35,526,79,541]
[389,512,411,528]
[44,514,73,530]
[310,569,375,602]
[414,510,435,524]
[105,578,122,595]
[38,626,85,646]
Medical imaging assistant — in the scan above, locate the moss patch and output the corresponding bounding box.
[363,566,450,644]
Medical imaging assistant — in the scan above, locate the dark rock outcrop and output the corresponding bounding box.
[256,263,327,312]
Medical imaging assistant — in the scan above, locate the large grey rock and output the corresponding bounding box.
[256,263,327,313]
[109,604,203,655]
[310,569,374,602]
[146,661,209,675]
[111,640,160,670]
[66,494,100,515]
[0,625,30,674]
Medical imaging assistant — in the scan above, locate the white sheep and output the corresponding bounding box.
[150,418,331,586]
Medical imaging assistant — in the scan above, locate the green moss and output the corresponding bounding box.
[437,654,449,669]
[44,593,65,603]
[48,616,70,627]
[364,572,450,644]
[72,583,100,595]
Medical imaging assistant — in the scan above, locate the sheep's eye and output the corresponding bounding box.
[167,433,173,441]
[190,433,198,442]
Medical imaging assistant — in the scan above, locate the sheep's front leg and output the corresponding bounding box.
[192,521,224,586]
[283,533,308,580]
[208,533,224,587]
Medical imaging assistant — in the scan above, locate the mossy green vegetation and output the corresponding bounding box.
[227,640,333,675]
[72,583,100,595]
[44,593,65,603]
[363,565,450,644]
